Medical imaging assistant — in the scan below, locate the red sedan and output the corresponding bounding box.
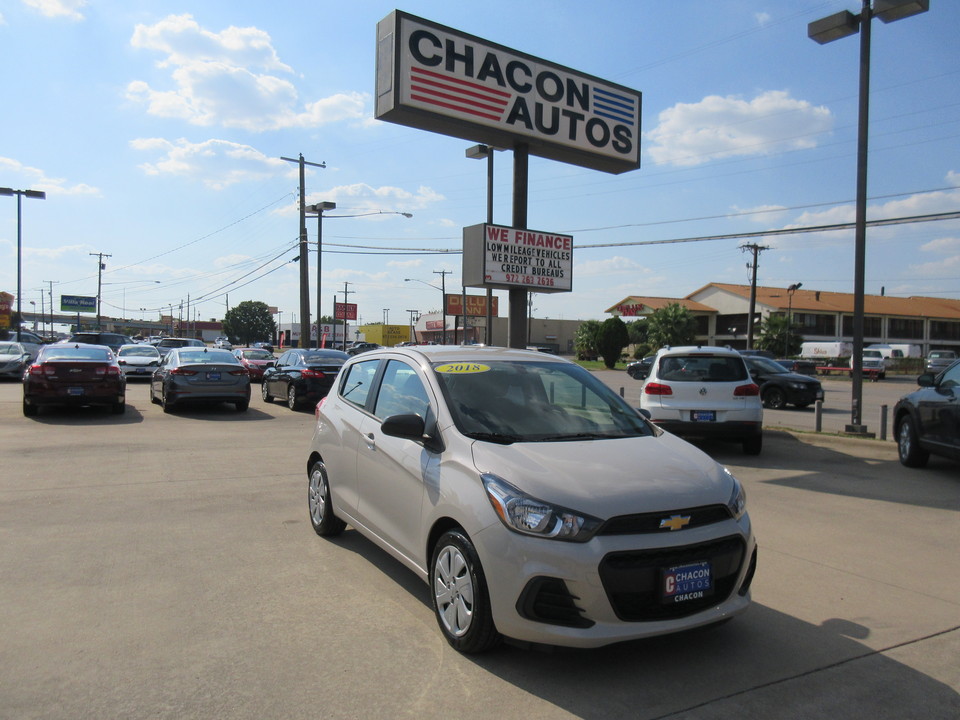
[232,347,276,382]
[23,343,126,416]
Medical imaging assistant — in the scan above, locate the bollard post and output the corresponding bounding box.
[620,387,624,398]
[879,404,888,441]
[815,399,823,432]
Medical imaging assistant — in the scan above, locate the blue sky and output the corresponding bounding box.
[1,0,958,330]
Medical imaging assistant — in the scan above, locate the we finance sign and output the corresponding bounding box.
[376,11,642,174]
[463,223,572,293]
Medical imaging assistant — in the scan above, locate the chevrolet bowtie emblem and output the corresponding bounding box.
[659,515,691,531]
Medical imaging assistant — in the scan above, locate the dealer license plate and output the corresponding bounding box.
[691,410,716,422]
[206,371,221,381]
[662,561,713,604]
[67,387,84,396]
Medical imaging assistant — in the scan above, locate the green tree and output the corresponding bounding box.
[646,303,698,350]
[597,317,630,369]
[757,313,802,356]
[222,301,275,345]
[574,319,601,360]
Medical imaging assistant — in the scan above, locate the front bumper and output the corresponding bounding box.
[472,516,756,648]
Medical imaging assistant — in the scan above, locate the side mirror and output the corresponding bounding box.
[917,373,936,388]
[636,407,652,419]
[381,413,443,451]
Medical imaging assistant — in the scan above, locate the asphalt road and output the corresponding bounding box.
[0,376,957,719]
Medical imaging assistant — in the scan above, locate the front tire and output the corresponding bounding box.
[897,415,929,468]
[429,529,500,654]
[308,460,345,537]
[261,381,273,403]
[763,387,786,410]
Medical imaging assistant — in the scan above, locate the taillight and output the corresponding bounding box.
[301,368,325,379]
[28,364,46,376]
[170,368,198,376]
[734,383,760,396]
[228,369,248,376]
[644,382,673,396]
[95,366,121,376]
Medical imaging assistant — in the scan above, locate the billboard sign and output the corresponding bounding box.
[376,11,642,175]
[61,295,97,313]
[462,223,572,293]
[445,293,499,317]
[334,302,358,321]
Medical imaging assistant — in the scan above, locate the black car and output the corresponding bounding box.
[893,360,960,468]
[626,355,655,380]
[346,342,381,356]
[261,348,349,410]
[744,356,824,409]
[66,331,133,353]
[776,358,818,377]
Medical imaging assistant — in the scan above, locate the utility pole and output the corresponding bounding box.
[89,252,112,330]
[406,309,419,343]
[433,269,451,344]
[341,282,353,350]
[740,243,769,349]
[281,154,326,348]
[44,281,58,337]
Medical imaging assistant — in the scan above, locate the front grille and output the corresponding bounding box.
[599,536,746,621]
[516,577,594,628]
[597,504,732,535]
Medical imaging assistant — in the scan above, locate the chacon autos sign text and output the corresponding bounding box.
[376,11,642,174]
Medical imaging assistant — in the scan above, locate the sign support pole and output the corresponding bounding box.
[509,145,529,349]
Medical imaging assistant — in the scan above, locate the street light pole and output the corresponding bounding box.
[808,0,929,433]
[1,187,46,341]
[433,270,451,344]
[306,201,336,348]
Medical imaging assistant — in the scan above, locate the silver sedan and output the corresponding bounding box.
[150,347,251,412]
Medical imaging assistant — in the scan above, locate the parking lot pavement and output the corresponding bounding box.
[0,379,957,719]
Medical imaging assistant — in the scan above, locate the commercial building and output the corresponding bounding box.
[607,283,960,355]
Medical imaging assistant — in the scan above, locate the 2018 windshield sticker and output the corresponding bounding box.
[435,363,490,374]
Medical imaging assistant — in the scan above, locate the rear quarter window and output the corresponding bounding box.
[339,358,381,409]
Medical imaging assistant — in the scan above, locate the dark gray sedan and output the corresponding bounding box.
[150,347,250,412]
[262,348,348,410]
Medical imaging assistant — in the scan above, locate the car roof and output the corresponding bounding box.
[655,345,742,357]
[350,344,573,366]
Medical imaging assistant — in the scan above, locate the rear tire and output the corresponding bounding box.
[23,399,38,417]
[308,460,346,537]
[287,384,299,410]
[111,400,125,415]
[235,400,249,412]
[743,434,762,455]
[429,529,501,654]
[897,415,929,468]
[161,388,175,413]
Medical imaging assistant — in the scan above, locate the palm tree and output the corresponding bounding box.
[647,304,698,350]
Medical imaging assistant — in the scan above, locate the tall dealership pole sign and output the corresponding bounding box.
[376,11,642,345]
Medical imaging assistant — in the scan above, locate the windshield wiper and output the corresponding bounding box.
[535,432,630,442]
[464,432,524,445]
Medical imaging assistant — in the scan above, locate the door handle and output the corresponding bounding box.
[364,432,376,449]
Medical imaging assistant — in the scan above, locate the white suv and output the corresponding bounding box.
[640,346,763,454]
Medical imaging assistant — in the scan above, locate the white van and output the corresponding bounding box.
[800,341,852,359]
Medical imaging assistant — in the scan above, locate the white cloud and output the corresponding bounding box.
[920,237,960,253]
[130,137,288,189]
[645,90,833,166]
[23,0,85,21]
[387,259,424,270]
[755,12,771,26]
[947,170,960,187]
[127,14,368,131]
[575,256,651,277]
[273,183,445,216]
[908,255,960,277]
[0,156,99,196]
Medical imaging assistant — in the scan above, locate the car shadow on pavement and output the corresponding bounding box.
[324,526,959,719]
[691,431,959,511]
[24,404,146,426]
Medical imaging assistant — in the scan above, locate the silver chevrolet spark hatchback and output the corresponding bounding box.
[307,346,756,653]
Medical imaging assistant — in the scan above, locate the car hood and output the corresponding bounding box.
[470,432,732,519]
[774,370,819,384]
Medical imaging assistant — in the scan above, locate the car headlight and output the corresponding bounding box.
[481,473,601,542]
[788,381,806,390]
[725,469,747,520]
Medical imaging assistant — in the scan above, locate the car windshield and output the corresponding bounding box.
[930,351,955,359]
[241,349,274,360]
[43,347,111,362]
[432,360,652,443]
[119,346,158,357]
[749,357,789,374]
[863,350,882,358]
[0,343,24,354]
[657,354,748,382]
[178,350,238,365]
